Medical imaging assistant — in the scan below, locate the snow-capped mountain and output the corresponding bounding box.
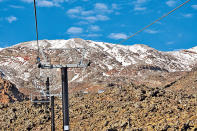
[0,38,197,94]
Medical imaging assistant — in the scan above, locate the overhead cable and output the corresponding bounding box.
[33,0,40,57]
[119,0,192,44]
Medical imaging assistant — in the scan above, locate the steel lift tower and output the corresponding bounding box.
[37,52,90,131]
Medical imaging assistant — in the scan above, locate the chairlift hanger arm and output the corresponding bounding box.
[39,47,48,63]
[34,0,48,64]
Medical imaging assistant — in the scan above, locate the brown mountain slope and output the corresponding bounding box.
[164,70,197,95]
[0,77,25,104]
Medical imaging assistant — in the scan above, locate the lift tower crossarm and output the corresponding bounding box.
[38,63,90,69]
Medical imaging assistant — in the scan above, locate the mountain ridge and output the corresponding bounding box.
[3,38,197,52]
[0,38,197,95]
[6,38,197,51]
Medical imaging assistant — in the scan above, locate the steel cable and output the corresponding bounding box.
[33,0,40,57]
[119,0,192,44]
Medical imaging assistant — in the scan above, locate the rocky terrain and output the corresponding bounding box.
[0,77,25,104]
[165,69,197,94]
[0,78,196,130]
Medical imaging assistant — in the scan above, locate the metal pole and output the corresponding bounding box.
[61,67,69,131]
[46,77,50,98]
[51,96,55,131]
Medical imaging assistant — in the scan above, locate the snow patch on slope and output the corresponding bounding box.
[128,44,148,53]
[71,74,79,82]
[188,46,197,53]
[168,50,197,71]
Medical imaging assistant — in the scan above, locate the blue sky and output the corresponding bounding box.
[0,0,196,51]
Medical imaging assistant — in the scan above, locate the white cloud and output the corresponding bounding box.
[53,0,65,6]
[133,0,147,11]
[115,12,120,15]
[82,15,109,22]
[67,7,94,17]
[77,21,89,25]
[166,41,174,45]
[96,15,109,21]
[21,0,64,7]
[81,10,94,16]
[134,6,146,11]
[191,5,197,10]
[9,5,24,9]
[94,3,112,13]
[21,0,33,3]
[182,13,193,18]
[95,3,108,10]
[108,33,128,40]
[66,3,114,24]
[83,16,97,22]
[135,0,147,4]
[166,0,176,7]
[67,27,83,34]
[37,0,54,7]
[67,7,82,14]
[53,0,64,3]
[6,16,17,23]
[86,34,101,37]
[89,25,100,31]
[144,29,158,34]
[112,3,118,9]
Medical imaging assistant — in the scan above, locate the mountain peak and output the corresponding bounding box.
[132,44,155,50]
[188,46,197,52]
[132,44,152,48]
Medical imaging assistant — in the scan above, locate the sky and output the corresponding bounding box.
[0,0,196,51]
